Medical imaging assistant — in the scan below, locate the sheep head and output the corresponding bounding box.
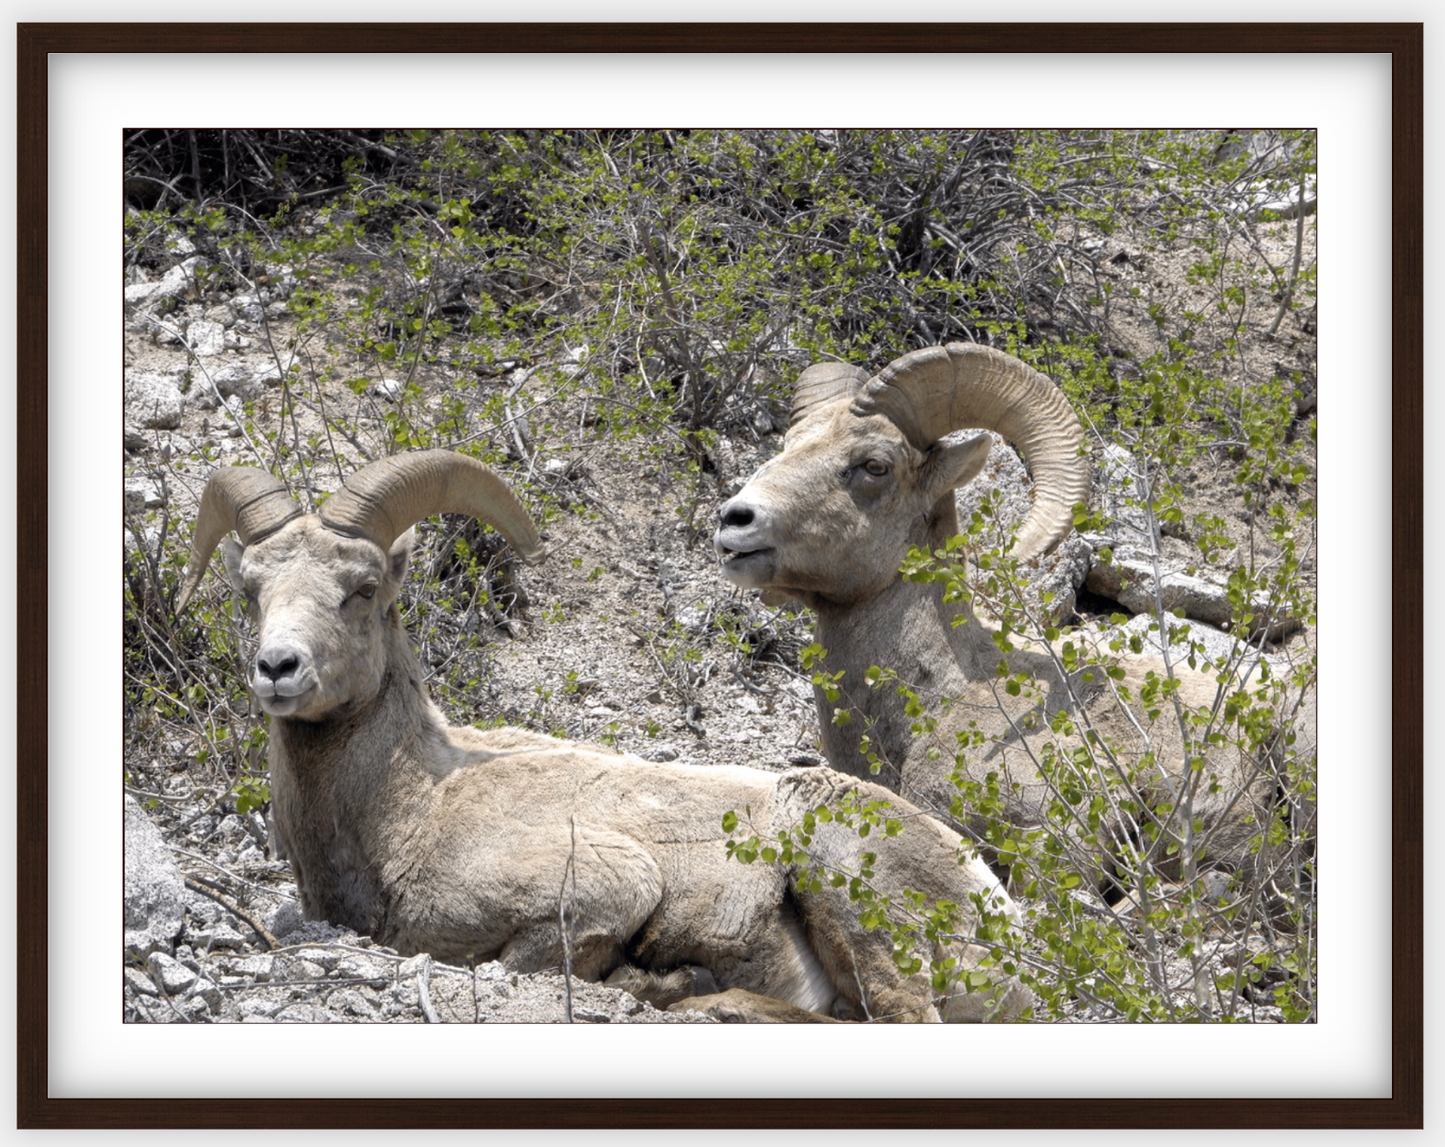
[715,344,1090,608]
[178,451,544,722]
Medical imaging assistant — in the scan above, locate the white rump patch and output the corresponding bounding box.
[768,912,838,1015]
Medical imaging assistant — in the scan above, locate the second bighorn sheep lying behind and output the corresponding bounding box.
[179,450,1029,1022]
[715,344,1310,894]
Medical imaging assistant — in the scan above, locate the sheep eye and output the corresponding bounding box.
[350,584,377,603]
[863,459,889,477]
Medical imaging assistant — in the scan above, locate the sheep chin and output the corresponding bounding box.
[717,547,775,590]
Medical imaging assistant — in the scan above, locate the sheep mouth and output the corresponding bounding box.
[717,545,774,586]
[251,674,319,716]
[718,545,768,566]
[256,688,315,717]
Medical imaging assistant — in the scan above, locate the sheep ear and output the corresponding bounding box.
[922,432,992,501]
[222,536,246,594]
[385,527,415,596]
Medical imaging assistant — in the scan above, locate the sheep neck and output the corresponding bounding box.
[267,608,440,938]
[811,567,991,783]
[808,497,993,787]
[805,494,1074,831]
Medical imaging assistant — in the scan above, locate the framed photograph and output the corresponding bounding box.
[15,18,1420,1130]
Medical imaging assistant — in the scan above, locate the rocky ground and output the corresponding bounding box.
[125,786,713,1024]
[122,169,1316,1024]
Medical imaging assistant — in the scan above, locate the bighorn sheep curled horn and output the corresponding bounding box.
[178,450,544,612]
[785,343,1089,560]
[852,343,1091,559]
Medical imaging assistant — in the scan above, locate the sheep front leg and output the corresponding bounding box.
[497,926,628,982]
[496,822,666,982]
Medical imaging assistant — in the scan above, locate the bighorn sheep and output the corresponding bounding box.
[715,344,1308,893]
[179,450,1029,1022]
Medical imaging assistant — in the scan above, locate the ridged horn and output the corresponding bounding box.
[177,467,302,611]
[790,362,870,428]
[319,450,546,565]
[855,343,1090,560]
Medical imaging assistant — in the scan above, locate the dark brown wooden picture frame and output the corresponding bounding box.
[17,22,1421,1129]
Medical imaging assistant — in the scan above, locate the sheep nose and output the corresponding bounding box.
[718,498,755,529]
[256,648,301,683]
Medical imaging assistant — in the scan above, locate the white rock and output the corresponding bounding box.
[146,952,198,996]
[124,280,165,306]
[189,921,249,951]
[293,947,344,972]
[124,478,165,514]
[275,1004,331,1023]
[186,319,227,357]
[186,385,222,412]
[124,371,185,430]
[123,256,209,307]
[231,293,265,323]
[150,320,185,346]
[265,901,305,938]
[327,988,378,1019]
[124,967,159,997]
[335,955,392,984]
[210,362,266,401]
[237,997,283,1018]
[158,434,194,461]
[953,431,1034,544]
[124,796,186,958]
[1091,443,1153,545]
[951,431,1091,621]
[224,953,276,981]
[1086,552,1228,623]
[676,602,709,631]
[1085,549,1298,638]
